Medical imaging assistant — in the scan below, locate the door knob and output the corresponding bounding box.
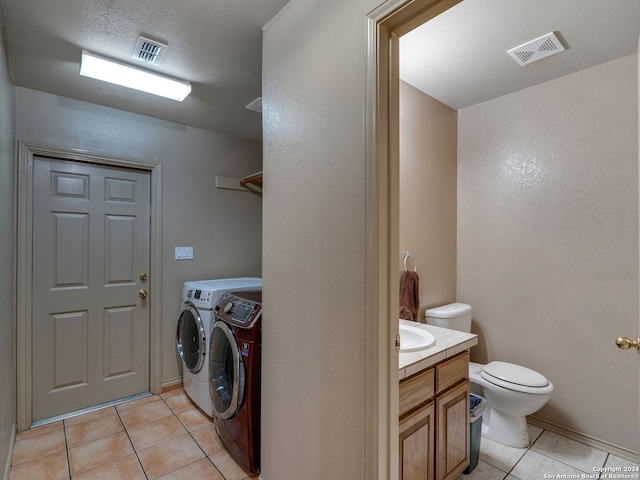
[138,289,148,299]
[615,336,640,353]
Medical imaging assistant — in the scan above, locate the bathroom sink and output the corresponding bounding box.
[399,323,436,352]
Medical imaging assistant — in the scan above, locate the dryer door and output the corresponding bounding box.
[209,320,245,419]
[176,302,206,373]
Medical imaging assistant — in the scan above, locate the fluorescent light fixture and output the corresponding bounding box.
[80,50,191,101]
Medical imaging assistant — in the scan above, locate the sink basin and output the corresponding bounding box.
[399,323,436,352]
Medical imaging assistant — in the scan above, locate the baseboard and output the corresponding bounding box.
[528,416,639,463]
[161,376,183,393]
[3,422,16,480]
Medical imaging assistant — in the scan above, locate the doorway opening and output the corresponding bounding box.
[365,1,462,478]
[367,0,640,476]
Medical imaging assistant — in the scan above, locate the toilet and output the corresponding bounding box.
[425,303,553,448]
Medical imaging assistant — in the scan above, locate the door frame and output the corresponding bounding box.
[15,141,163,431]
[364,1,462,477]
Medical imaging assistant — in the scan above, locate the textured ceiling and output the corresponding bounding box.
[1,1,638,140]
[0,0,289,140]
[401,0,640,110]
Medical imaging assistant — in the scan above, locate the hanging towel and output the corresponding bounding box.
[399,270,419,322]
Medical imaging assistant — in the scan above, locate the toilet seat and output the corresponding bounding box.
[481,361,552,394]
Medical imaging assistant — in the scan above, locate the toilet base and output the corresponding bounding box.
[482,408,530,448]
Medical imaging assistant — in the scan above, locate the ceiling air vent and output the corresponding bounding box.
[507,32,565,66]
[132,36,168,65]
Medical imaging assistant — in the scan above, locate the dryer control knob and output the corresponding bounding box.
[224,302,233,313]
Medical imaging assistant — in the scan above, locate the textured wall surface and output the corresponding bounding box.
[0,18,16,478]
[400,81,458,318]
[15,87,263,385]
[458,54,638,453]
[261,0,381,477]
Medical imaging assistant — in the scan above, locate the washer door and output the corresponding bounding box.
[176,302,206,373]
[209,320,245,419]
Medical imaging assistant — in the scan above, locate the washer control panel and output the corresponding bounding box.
[214,291,262,328]
[182,285,216,309]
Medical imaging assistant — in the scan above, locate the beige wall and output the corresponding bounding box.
[400,81,457,318]
[15,87,263,386]
[458,54,639,453]
[0,17,16,478]
[262,0,381,477]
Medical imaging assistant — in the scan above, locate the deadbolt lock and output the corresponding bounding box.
[139,272,148,282]
[615,336,640,354]
[138,289,148,300]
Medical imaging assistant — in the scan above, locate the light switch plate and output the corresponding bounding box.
[175,246,194,260]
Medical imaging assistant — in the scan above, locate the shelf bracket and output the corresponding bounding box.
[215,171,262,194]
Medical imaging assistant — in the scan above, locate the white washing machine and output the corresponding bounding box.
[177,277,262,417]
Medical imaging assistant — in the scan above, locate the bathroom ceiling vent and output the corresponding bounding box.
[507,32,565,66]
[132,36,168,65]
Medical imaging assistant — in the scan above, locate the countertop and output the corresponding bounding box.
[399,319,478,380]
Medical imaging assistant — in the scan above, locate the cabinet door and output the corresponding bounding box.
[436,381,469,480]
[399,402,435,480]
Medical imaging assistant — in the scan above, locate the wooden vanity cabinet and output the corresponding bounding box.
[436,381,470,479]
[399,351,470,480]
[399,400,435,480]
[399,367,435,480]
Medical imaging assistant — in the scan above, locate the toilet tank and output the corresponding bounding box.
[424,303,472,332]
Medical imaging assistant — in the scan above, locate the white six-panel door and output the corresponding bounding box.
[31,157,151,422]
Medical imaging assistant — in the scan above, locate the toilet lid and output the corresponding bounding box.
[481,361,549,388]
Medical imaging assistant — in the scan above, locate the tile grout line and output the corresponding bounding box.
[113,394,228,480]
[161,392,256,480]
[12,421,72,478]
[159,395,229,480]
[599,454,611,480]
[475,427,540,478]
[493,427,612,480]
[62,419,71,480]
[10,392,251,480]
[510,448,609,478]
[502,428,542,478]
[113,403,150,480]
[527,437,609,476]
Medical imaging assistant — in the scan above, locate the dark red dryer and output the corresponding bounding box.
[209,290,262,474]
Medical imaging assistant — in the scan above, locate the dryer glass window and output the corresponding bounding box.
[177,307,205,373]
[209,321,244,419]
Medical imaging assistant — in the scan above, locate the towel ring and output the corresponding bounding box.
[402,251,417,272]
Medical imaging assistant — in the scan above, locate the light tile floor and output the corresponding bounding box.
[459,423,640,480]
[10,396,639,480]
[9,388,256,480]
